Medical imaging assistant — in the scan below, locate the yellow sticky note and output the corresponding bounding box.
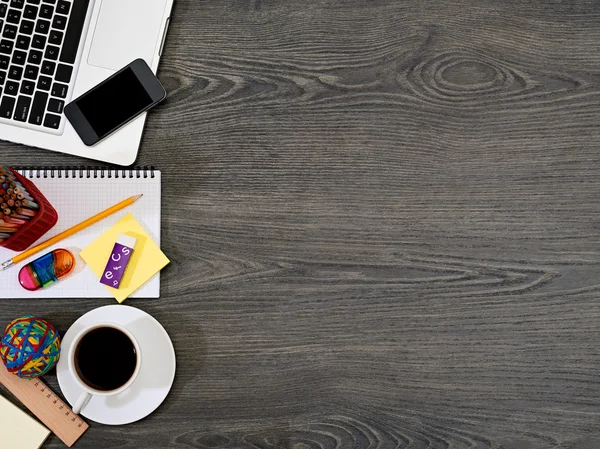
[80,213,169,302]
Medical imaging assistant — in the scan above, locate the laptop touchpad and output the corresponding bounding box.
[88,0,168,71]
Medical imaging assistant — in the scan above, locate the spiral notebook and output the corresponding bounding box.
[0,167,162,299]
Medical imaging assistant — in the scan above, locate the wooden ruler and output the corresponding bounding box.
[0,363,88,447]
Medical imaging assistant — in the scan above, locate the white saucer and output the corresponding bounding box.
[57,305,176,425]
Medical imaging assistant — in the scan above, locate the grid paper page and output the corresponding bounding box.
[0,170,161,299]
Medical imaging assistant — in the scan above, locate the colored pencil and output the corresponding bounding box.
[0,166,45,248]
[21,199,38,209]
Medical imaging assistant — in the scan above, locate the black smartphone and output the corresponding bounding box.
[65,59,166,146]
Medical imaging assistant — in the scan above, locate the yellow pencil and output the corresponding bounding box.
[1,194,142,271]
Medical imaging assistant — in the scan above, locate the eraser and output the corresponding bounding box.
[116,233,137,249]
[100,233,136,289]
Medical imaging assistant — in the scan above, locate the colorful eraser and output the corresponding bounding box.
[100,233,136,289]
[18,249,76,291]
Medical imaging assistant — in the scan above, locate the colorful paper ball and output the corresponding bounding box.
[0,316,61,379]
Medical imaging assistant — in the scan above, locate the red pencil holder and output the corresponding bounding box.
[0,168,58,252]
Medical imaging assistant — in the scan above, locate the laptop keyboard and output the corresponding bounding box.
[0,0,89,132]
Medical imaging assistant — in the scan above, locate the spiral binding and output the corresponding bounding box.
[14,166,156,179]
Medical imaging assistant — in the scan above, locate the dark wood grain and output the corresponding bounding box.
[2,0,600,447]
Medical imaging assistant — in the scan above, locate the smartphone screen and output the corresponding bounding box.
[77,68,152,138]
[65,59,166,146]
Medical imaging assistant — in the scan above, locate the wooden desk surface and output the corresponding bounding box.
[2,0,600,447]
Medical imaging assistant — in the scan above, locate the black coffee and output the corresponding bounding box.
[74,327,137,392]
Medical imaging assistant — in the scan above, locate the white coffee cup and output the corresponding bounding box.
[68,322,141,415]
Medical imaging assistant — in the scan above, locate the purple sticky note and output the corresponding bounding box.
[100,234,137,289]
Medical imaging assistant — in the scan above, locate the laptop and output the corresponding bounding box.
[0,0,173,166]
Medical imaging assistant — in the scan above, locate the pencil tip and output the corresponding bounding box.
[133,194,143,201]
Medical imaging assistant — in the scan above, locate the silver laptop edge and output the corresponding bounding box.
[0,0,173,166]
